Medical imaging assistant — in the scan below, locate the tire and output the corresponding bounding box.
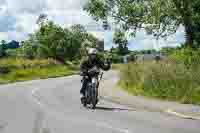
[92,96,96,109]
[81,84,89,108]
[83,100,87,107]
[91,86,97,109]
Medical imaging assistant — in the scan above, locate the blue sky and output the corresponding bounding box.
[0,0,185,50]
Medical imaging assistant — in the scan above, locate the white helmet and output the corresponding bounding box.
[88,48,98,55]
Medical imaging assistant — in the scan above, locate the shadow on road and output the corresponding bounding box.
[95,106,136,112]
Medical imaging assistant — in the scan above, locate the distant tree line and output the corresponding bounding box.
[0,40,20,57]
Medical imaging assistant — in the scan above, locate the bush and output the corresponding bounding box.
[6,49,21,57]
[0,66,10,74]
[111,54,123,63]
[170,48,200,67]
[20,42,37,59]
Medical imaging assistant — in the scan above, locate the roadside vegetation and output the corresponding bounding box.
[0,16,100,84]
[84,0,200,105]
[0,58,77,84]
[119,48,200,105]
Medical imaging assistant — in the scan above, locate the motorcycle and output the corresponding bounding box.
[81,66,103,109]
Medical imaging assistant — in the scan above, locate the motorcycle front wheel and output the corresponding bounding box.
[91,86,98,109]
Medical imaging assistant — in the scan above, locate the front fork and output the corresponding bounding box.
[91,77,99,100]
[92,72,102,90]
[91,77,98,91]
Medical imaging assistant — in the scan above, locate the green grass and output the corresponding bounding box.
[112,64,123,70]
[0,58,78,84]
[0,58,59,69]
[0,66,76,84]
[118,61,200,105]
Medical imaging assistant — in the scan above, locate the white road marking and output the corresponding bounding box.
[31,88,40,95]
[165,109,200,120]
[31,88,45,108]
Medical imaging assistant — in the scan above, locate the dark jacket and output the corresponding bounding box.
[80,57,111,75]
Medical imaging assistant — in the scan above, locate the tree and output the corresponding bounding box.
[172,0,193,47]
[22,22,95,62]
[113,29,129,55]
[7,40,20,49]
[0,40,7,57]
[192,0,200,47]
[20,41,37,59]
[70,24,87,34]
[21,18,101,62]
[36,14,48,26]
[35,21,77,62]
[84,0,199,48]
[70,24,87,58]
[160,47,177,55]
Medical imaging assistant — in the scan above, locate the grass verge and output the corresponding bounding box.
[112,64,123,70]
[0,58,78,84]
[118,61,200,105]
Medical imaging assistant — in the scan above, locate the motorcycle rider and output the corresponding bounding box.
[80,48,111,100]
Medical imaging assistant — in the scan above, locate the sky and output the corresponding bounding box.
[0,0,185,50]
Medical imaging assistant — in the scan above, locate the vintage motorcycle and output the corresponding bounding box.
[81,66,103,109]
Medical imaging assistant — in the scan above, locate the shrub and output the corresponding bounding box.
[111,54,123,63]
[170,48,200,67]
[0,66,10,74]
[6,49,21,57]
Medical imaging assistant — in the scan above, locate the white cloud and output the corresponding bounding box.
[0,0,96,41]
[46,0,86,11]
[0,32,9,40]
[46,9,92,27]
[0,0,6,6]
[127,26,185,50]
[89,31,104,40]
[5,0,46,14]
[7,31,27,41]
[0,0,185,51]
[15,13,38,33]
[0,31,26,41]
[0,0,106,41]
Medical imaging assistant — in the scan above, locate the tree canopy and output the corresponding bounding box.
[20,21,100,63]
[113,29,129,55]
[84,0,200,48]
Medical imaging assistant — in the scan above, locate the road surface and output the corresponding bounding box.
[0,72,199,133]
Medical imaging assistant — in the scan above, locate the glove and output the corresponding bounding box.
[80,72,84,76]
[80,71,87,76]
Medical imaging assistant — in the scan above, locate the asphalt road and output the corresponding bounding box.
[0,72,199,133]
